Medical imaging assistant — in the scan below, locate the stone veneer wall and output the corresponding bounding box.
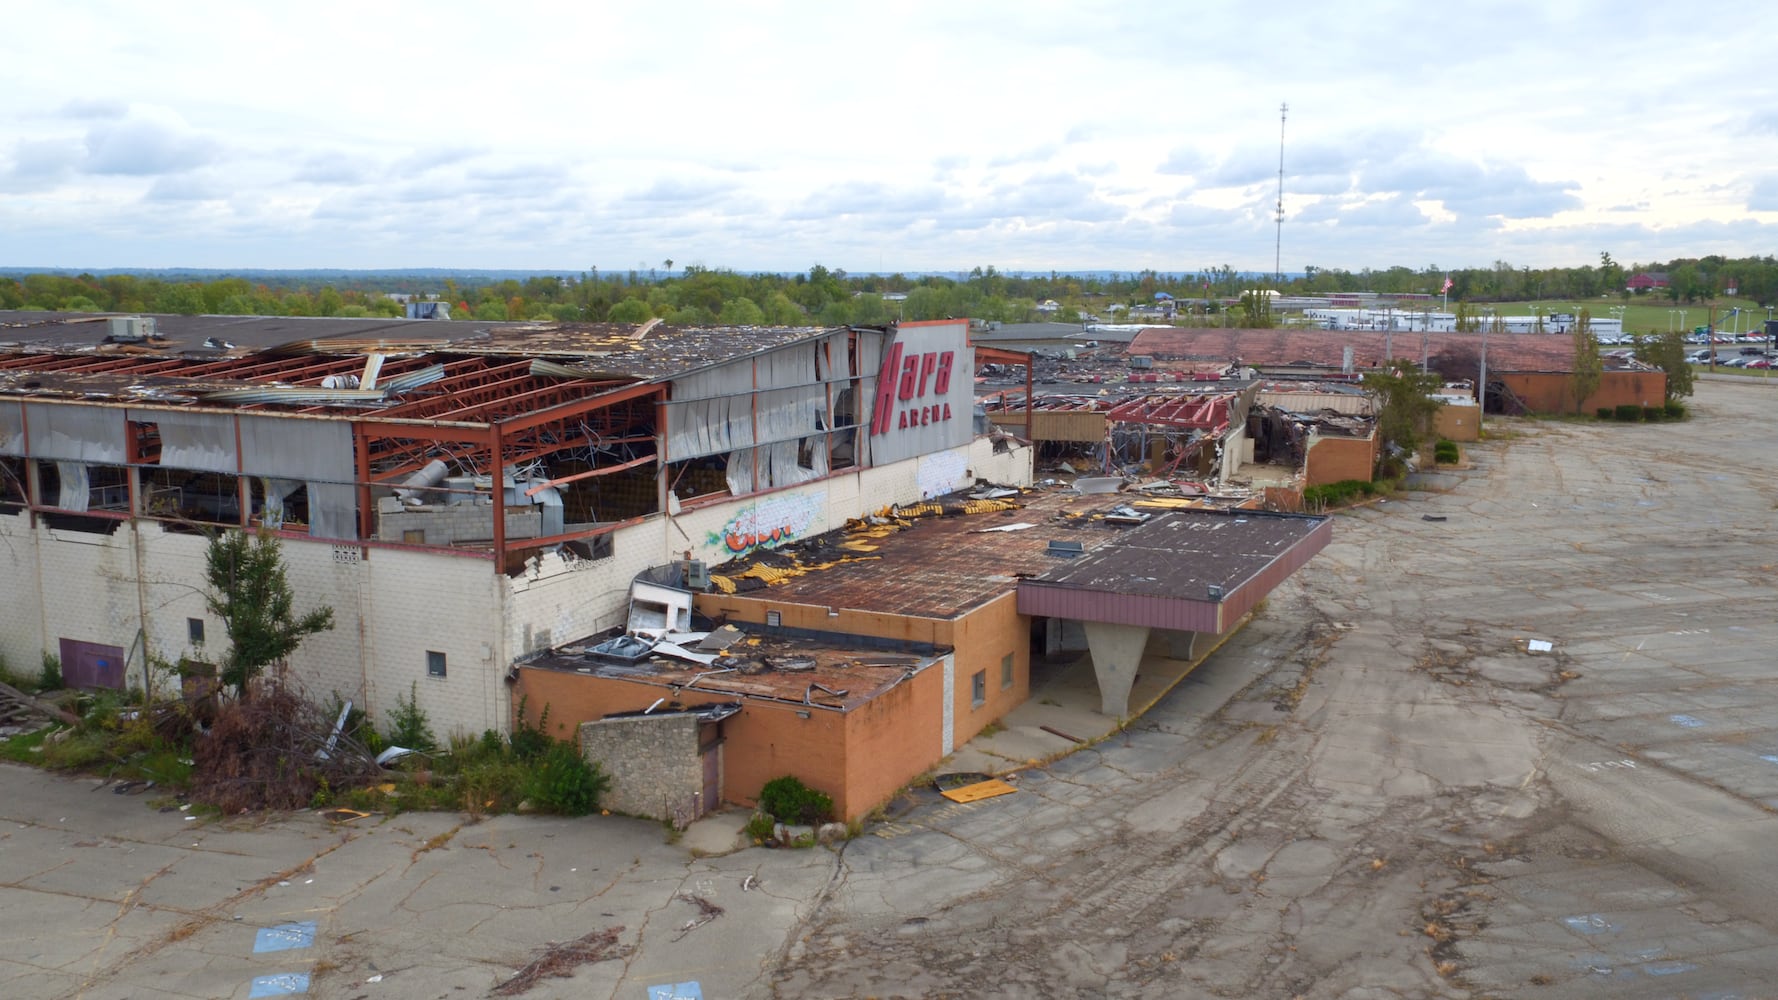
[578,713,703,824]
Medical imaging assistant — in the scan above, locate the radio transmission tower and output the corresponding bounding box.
[1274,102,1287,286]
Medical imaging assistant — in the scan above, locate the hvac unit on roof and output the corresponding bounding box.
[106,316,156,342]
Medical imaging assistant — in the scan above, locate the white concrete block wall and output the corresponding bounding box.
[32,522,150,688]
[358,546,506,740]
[0,435,1038,736]
[0,510,46,679]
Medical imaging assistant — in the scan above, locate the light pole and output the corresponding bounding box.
[1679,309,1688,338]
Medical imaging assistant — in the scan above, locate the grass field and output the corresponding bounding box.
[1489,297,1775,337]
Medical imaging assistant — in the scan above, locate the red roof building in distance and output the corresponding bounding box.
[1626,272,1670,292]
[1125,327,1579,373]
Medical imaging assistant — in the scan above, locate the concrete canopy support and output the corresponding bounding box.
[1151,629,1200,660]
[1083,620,1151,718]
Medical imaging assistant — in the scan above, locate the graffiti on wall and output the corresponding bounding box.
[707,490,823,555]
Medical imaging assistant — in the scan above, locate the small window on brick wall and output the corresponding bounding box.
[188,618,205,644]
[971,670,986,708]
[426,650,447,678]
[1001,652,1014,689]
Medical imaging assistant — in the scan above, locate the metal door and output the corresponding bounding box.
[58,639,126,690]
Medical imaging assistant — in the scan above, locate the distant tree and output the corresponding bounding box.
[1633,329,1694,401]
[204,529,334,697]
[1236,290,1274,328]
[606,298,652,324]
[718,296,765,326]
[762,292,807,326]
[1570,309,1602,412]
[153,283,207,315]
[1453,300,1480,333]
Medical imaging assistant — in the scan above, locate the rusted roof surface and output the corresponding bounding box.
[525,632,939,712]
[703,487,1307,621]
[1127,326,1580,373]
[2,310,840,382]
[1025,509,1327,602]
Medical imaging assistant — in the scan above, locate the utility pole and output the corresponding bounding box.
[1274,102,1287,286]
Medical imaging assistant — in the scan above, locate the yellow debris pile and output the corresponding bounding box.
[708,493,1027,592]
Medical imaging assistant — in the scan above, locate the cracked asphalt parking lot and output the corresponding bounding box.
[6,378,1778,999]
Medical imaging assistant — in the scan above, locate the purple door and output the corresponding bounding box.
[700,744,721,816]
[59,639,127,690]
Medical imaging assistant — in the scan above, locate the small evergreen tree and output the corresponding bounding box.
[204,529,335,696]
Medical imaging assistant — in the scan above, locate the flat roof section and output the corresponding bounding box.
[525,631,941,713]
[704,487,1321,624]
[1017,509,1332,634]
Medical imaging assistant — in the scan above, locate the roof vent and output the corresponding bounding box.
[1046,540,1084,559]
[1207,584,1225,601]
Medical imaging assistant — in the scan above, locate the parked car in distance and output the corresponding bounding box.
[1745,359,1771,369]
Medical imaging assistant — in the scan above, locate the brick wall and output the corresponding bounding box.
[841,663,945,817]
[940,592,1028,745]
[1433,403,1481,442]
[578,713,702,823]
[1304,432,1377,486]
[1497,370,1666,414]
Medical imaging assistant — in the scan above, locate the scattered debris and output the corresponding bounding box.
[1039,725,1086,744]
[741,874,760,892]
[320,808,371,823]
[940,779,1018,804]
[1526,639,1553,654]
[671,895,725,941]
[1422,514,1448,522]
[490,926,631,996]
[695,625,747,652]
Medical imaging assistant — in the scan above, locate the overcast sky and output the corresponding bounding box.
[4,1,1775,275]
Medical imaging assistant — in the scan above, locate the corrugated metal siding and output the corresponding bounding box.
[1018,515,1332,634]
[1257,390,1372,416]
[1017,584,1221,632]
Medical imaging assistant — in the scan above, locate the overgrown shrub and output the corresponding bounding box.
[1433,440,1460,464]
[758,775,835,826]
[1643,406,1663,422]
[1614,404,1642,421]
[383,682,437,752]
[1302,479,1377,509]
[510,698,553,760]
[522,740,607,816]
[1664,400,1686,419]
[745,811,777,842]
[38,653,62,691]
[1596,407,1613,419]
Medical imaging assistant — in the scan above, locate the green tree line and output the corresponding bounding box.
[5,253,1776,327]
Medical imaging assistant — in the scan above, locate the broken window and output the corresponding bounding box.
[2,456,28,512]
[426,650,447,678]
[1001,653,1014,690]
[972,670,987,708]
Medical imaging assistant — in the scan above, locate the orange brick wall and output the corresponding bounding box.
[1498,370,1666,414]
[1433,403,1481,442]
[840,663,945,819]
[940,593,1028,744]
[514,666,856,817]
[1304,433,1377,486]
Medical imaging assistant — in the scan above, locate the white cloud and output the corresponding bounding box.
[0,0,1774,270]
